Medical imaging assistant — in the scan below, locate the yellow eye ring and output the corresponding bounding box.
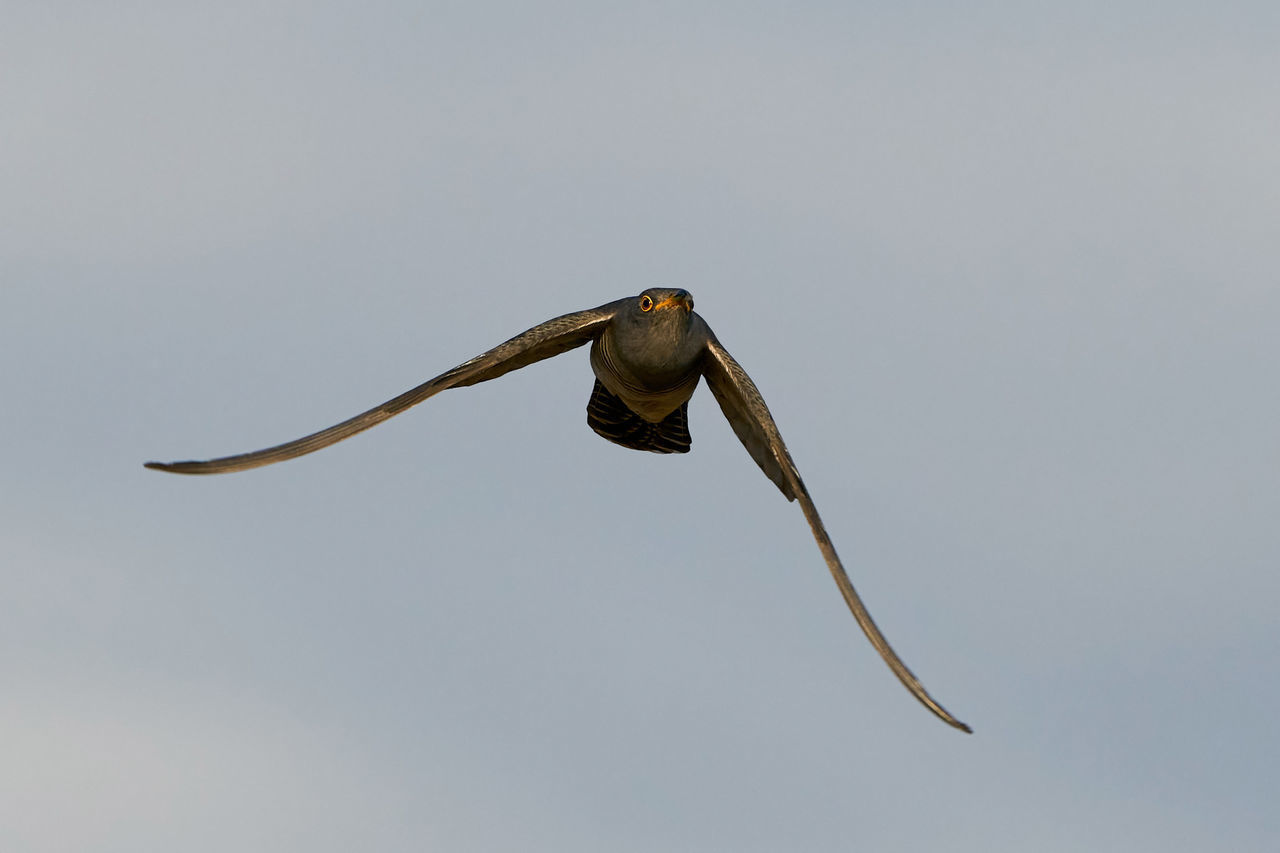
[639,295,654,312]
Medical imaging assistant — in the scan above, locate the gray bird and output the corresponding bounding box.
[147,288,971,732]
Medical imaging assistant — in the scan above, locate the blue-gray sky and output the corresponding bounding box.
[3,3,1278,850]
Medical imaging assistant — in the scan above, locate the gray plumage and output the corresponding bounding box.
[146,288,971,732]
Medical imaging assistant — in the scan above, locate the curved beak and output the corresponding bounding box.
[655,290,694,312]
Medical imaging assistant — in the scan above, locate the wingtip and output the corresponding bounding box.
[923,695,973,734]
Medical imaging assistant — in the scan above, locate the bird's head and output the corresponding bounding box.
[606,288,701,379]
[626,287,694,324]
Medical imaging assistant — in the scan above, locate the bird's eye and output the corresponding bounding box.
[639,295,654,312]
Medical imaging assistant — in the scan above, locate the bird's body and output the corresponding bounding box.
[591,315,704,421]
[586,290,706,452]
[147,288,971,732]
[591,290,707,415]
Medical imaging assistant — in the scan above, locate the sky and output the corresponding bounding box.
[3,2,1278,851]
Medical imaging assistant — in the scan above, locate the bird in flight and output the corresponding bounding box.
[147,288,971,732]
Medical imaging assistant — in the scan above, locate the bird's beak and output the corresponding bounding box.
[655,292,694,313]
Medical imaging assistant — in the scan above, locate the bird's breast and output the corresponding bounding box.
[590,333,702,423]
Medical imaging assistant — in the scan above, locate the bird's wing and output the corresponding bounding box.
[146,302,623,475]
[701,335,971,732]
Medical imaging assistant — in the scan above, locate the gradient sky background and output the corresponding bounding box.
[4,3,1278,851]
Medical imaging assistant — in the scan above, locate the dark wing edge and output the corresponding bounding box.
[145,302,622,475]
[701,336,972,733]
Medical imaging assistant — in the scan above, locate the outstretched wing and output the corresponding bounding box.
[701,335,971,733]
[146,301,624,475]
